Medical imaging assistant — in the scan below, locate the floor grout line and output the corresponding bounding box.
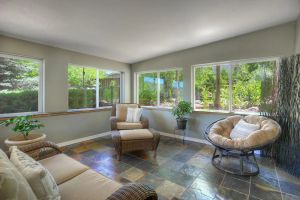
[248,175,252,200]
[274,163,284,200]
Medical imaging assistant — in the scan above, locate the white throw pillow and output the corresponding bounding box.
[10,146,60,200]
[126,108,143,123]
[0,149,38,200]
[230,119,260,140]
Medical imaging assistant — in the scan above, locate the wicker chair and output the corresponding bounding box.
[110,103,149,130]
[205,115,281,176]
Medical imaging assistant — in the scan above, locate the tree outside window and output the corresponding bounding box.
[68,65,121,109]
[0,55,42,114]
[194,59,278,113]
[138,70,183,107]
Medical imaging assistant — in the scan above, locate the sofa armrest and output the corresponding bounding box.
[106,183,157,200]
[18,141,62,160]
[110,116,118,130]
[141,116,149,129]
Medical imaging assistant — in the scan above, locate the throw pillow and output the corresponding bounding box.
[10,146,60,200]
[0,148,8,160]
[230,119,260,140]
[0,148,38,200]
[126,108,143,123]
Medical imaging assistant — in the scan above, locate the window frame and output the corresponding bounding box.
[0,53,45,117]
[192,57,279,114]
[67,64,124,111]
[135,68,183,108]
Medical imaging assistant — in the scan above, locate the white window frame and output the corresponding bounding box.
[0,53,44,117]
[67,64,124,111]
[135,68,183,108]
[192,57,279,114]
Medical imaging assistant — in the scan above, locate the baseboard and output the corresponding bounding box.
[57,130,210,147]
[57,131,111,147]
[157,131,211,145]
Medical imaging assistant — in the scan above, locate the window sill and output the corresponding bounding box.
[140,107,260,116]
[0,107,112,121]
[193,109,260,115]
[141,106,173,111]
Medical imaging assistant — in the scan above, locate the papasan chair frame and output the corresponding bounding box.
[204,115,281,176]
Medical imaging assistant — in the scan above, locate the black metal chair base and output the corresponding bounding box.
[212,147,259,176]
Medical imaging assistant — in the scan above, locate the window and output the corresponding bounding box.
[194,58,278,113]
[99,71,121,107]
[0,54,43,115]
[68,64,121,109]
[137,69,183,107]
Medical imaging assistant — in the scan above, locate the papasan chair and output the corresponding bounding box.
[205,115,281,176]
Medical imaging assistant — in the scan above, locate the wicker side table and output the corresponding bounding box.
[111,129,160,160]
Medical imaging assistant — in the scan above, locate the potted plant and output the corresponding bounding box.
[172,101,193,130]
[0,116,45,147]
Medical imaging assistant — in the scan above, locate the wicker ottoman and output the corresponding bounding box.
[111,129,160,160]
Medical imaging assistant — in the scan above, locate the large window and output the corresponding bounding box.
[194,58,278,113]
[68,65,121,109]
[0,54,43,115]
[137,69,183,107]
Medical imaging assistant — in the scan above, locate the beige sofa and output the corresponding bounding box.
[110,104,149,130]
[1,141,157,200]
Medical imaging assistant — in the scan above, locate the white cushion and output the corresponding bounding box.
[0,148,8,160]
[116,122,143,130]
[58,170,121,200]
[39,153,89,185]
[116,104,138,121]
[230,119,260,140]
[120,129,153,140]
[10,146,60,200]
[126,108,143,123]
[0,148,37,200]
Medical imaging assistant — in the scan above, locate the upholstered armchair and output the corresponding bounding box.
[110,103,149,130]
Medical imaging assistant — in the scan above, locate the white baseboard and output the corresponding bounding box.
[157,131,211,145]
[57,131,111,147]
[57,130,210,147]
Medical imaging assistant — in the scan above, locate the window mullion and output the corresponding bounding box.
[229,64,233,112]
[96,69,99,108]
[157,72,160,106]
[136,73,139,104]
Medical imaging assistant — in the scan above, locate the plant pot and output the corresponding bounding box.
[176,118,187,130]
[5,133,46,147]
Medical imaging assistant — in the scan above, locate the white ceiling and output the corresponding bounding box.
[0,0,300,64]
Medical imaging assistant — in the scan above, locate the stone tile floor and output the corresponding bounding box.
[62,135,300,200]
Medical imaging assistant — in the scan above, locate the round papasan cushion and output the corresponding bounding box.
[208,115,281,150]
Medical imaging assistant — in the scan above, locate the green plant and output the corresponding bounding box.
[0,116,44,139]
[172,101,193,119]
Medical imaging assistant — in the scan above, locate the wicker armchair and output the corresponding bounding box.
[110,103,149,130]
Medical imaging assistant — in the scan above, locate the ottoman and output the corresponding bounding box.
[111,129,160,160]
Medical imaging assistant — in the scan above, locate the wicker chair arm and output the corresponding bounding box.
[18,141,62,160]
[141,116,149,129]
[106,183,157,200]
[110,116,118,130]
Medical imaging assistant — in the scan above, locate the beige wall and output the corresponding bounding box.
[0,35,130,149]
[131,22,296,139]
[0,21,297,149]
[295,15,300,53]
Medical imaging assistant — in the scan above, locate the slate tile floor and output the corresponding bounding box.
[63,135,300,200]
